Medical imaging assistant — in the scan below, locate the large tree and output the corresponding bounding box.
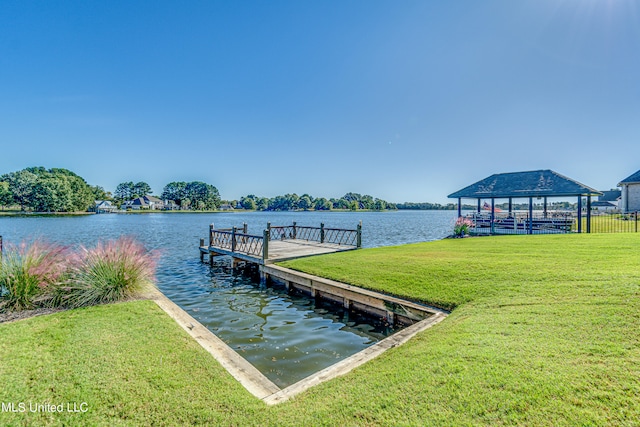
[1,167,95,212]
[0,181,12,209]
[3,170,38,210]
[114,182,135,203]
[133,182,152,198]
[161,181,220,210]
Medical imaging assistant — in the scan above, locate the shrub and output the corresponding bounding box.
[453,217,473,237]
[0,241,70,312]
[57,237,158,308]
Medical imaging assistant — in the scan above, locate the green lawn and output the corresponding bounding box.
[2,233,639,426]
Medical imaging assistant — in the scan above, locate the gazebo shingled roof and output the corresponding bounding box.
[448,169,602,200]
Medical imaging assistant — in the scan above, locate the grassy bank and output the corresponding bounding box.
[1,233,639,425]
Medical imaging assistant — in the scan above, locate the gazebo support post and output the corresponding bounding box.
[577,196,583,233]
[508,198,512,215]
[544,197,548,218]
[457,198,462,218]
[528,197,533,235]
[586,196,592,233]
[491,198,495,234]
[477,199,481,213]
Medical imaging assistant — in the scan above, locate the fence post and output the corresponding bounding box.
[357,221,362,248]
[636,212,638,233]
[209,224,214,246]
[263,229,269,261]
[292,221,297,240]
[586,196,592,234]
[320,223,325,243]
[232,227,237,252]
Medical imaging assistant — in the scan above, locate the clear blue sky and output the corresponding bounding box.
[1,0,639,203]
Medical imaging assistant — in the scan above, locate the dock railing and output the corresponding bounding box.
[206,221,362,262]
[209,224,264,257]
[267,221,362,247]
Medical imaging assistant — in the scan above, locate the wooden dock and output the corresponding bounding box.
[199,222,361,265]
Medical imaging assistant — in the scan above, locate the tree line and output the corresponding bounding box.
[238,192,397,211]
[0,166,457,213]
[0,168,99,212]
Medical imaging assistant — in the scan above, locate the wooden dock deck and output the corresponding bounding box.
[199,222,361,265]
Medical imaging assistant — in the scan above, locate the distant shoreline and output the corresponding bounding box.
[0,208,419,217]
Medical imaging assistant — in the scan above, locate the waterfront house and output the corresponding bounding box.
[592,190,621,212]
[90,200,116,213]
[123,195,165,210]
[618,170,640,213]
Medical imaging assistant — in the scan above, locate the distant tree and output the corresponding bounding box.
[91,185,111,201]
[1,167,94,212]
[240,196,257,210]
[373,198,387,211]
[184,181,220,210]
[3,170,38,210]
[161,181,187,205]
[32,176,72,212]
[314,197,332,211]
[133,182,152,198]
[114,182,135,203]
[0,181,12,209]
[298,195,312,211]
[256,197,269,211]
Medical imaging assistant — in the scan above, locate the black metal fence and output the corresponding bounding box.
[465,211,640,235]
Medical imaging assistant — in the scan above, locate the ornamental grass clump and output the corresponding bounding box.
[59,237,158,308]
[0,241,70,312]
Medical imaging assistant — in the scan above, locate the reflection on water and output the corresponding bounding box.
[0,211,455,387]
[167,258,397,387]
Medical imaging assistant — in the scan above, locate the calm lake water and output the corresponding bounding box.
[0,210,457,387]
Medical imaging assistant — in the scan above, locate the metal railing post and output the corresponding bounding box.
[357,221,362,248]
[267,222,271,240]
[232,227,237,252]
[320,223,325,243]
[292,221,297,240]
[263,229,269,261]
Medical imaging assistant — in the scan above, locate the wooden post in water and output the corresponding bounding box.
[357,221,362,248]
[242,223,248,234]
[320,223,325,243]
[0,235,3,260]
[209,223,214,246]
[199,238,205,262]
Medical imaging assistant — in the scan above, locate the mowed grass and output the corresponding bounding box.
[1,233,639,426]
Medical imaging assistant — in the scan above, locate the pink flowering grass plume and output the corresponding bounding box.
[0,240,71,312]
[59,236,159,308]
[453,217,473,237]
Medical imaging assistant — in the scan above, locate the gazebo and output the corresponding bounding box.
[448,170,602,234]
